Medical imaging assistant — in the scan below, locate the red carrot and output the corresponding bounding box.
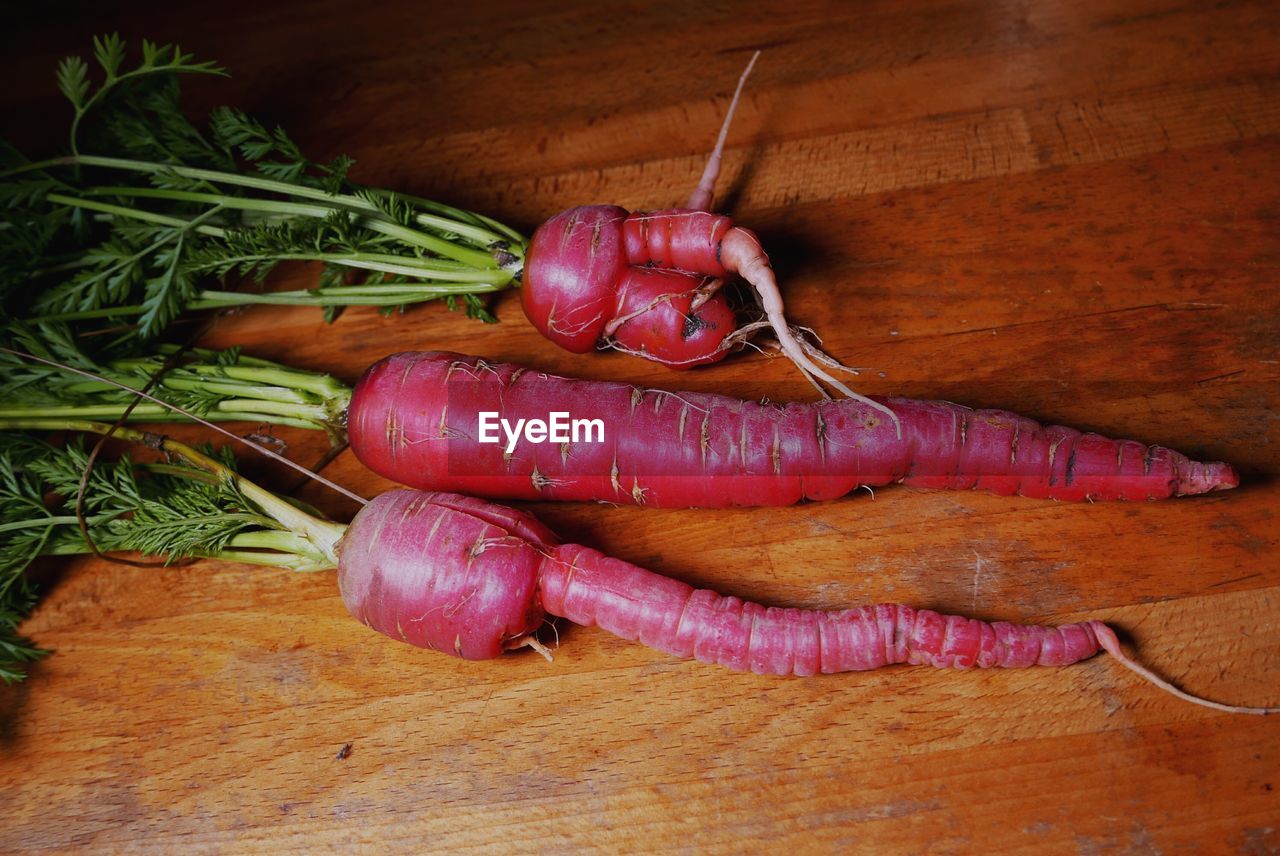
[341,489,1108,671]
[519,52,885,412]
[339,489,1274,714]
[347,352,1238,507]
[522,195,874,404]
[541,544,1105,673]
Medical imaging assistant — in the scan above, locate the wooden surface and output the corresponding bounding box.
[4,1,1279,852]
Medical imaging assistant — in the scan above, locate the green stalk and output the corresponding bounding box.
[85,185,340,219]
[44,192,229,237]
[13,155,524,266]
[1,347,352,438]
[219,530,334,571]
[107,376,320,405]
[61,185,500,270]
[185,252,509,282]
[189,282,506,307]
[5,419,347,567]
[161,356,350,400]
[0,403,328,429]
[209,548,334,572]
[36,249,507,282]
[0,515,81,535]
[27,276,508,323]
[85,183,513,262]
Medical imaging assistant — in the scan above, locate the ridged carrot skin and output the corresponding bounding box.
[338,489,1107,674]
[347,352,1238,508]
[541,543,1105,674]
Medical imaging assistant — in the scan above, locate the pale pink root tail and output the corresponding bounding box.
[681,51,895,428]
[718,228,902,434]
[687,50,760,212]
[1089,621,1277,715]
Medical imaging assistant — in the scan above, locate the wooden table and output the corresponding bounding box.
[5,1,1278,851]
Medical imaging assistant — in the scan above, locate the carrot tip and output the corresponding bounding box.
[1176,461,1240,495]
[1090,620,1277,716]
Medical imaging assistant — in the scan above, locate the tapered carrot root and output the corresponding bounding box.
[338,490,1276,714]
[348,352,1239,507]
[687,50,760,212]
[542,543,1104,675]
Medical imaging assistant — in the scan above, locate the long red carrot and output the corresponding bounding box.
[339,488,1274,715]
[348,351,1238,507]
[4,345,1237,505]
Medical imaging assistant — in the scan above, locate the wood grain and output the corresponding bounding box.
[3,1,1278,852]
